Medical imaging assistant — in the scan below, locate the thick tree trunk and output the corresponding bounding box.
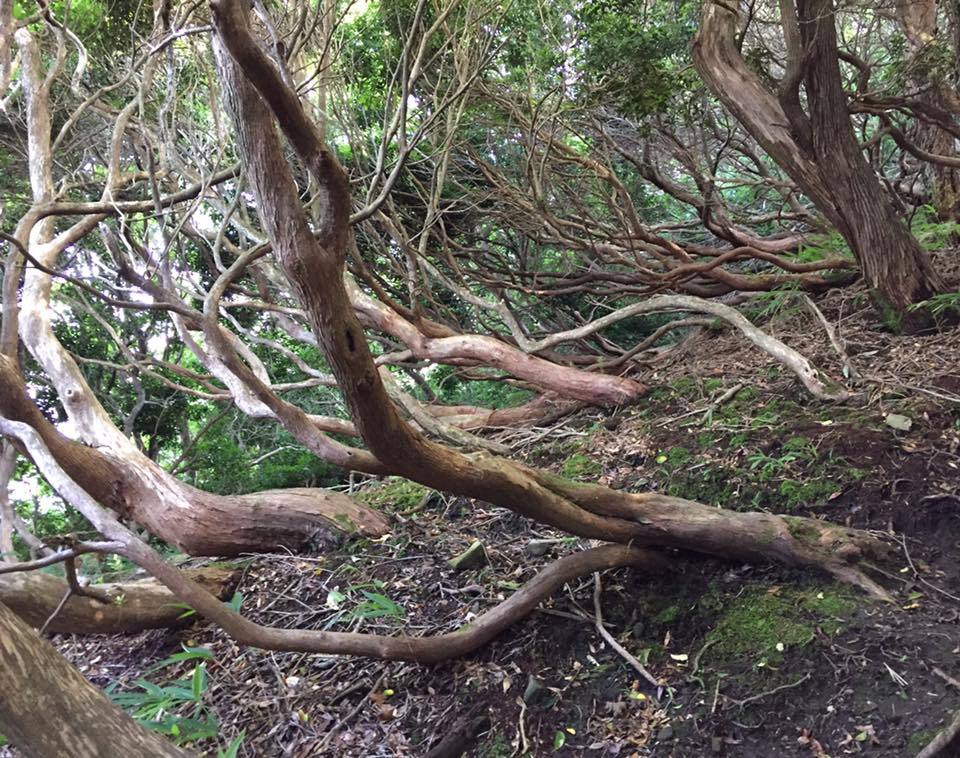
[796,0,945,312]
[0,355,389,556]
[0,565,239,634]
[693,0,944,313]
[0,601,191,757]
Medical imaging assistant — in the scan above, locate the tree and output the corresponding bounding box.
[0,0,952,752]
[693,0,946,314]
[0,599,190,757]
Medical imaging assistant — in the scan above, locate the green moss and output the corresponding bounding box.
[479,732,512,757]
[562,452,602,481]
[778,479,840,510]
[670,376,699,397]
[653,605,681,625]
[706,592,815,664]
[333,513,358,533]
[703,378,724,393]
[785,516,823,544]
[696,432,719,448]
[908,728,939,753]
[799,587,857,634]
[358,477,430,512]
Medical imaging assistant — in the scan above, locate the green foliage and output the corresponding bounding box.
[428,365,534,409]
[580,0,699,118]
[910,206,960,251]
[325,580,406,623]
[353,590,406,620]
[910,291,960,318]
[747,438,816,481]
[107,646,220,746]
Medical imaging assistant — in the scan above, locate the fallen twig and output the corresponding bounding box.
[724,672,811,709]
[592,572,660,691]
[916,708,960,758]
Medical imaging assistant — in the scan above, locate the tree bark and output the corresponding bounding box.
[693,0,944,312]
[0,565,239,635]
[2,24,388,558]
[0,600,191,757]
[0,442,15,557]
[0,355,389,556]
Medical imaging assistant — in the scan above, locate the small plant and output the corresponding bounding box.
[910,291,960,318]
[562,452,602,480]
[325,579,406,624]
[107,646,218,744]
[747,450,802,480]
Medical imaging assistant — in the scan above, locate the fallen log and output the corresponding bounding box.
[0,565,240,634]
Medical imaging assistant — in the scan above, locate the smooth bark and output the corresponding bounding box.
[0,565,239,635]
[0,600,191,757]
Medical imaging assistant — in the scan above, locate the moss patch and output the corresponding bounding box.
[358,477,430,512]
[707,592,816,666]
[562,452,602,481]
[706,586,859,670]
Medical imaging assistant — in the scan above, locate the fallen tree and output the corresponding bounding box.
[0,564,240,635]
[207,0,890,595]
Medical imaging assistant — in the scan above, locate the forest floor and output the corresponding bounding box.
[46,280,960,757]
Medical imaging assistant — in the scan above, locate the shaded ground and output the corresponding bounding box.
[17,280,960,757]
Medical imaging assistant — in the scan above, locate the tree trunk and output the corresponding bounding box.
[0,355,389,556]
[3,24,388,558]
[0,566,239,635]
[693,0,944,313]
[0,600,191,757]
[796,0,945,312]
[897,0,960,221]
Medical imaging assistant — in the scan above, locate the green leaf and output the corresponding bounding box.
[192,664,207,702]
[553,730,566,749]
[218,732,246,758]
[226,592,244,612]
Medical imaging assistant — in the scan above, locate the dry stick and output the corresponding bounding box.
[0,544,121,575]
[800,294,860,381]
[933,668,960,691]
[37,587,74,636]
[592,572,660,690]
[900,535,960,603]
[724,672,811,709]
